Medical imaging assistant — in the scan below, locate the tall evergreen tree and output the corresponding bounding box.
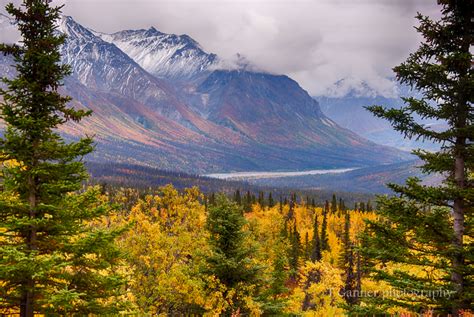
[208,192,216,206]
[244,190,252,212]
[268,192,275,208]
[321,202,330,252]
[205,195,262,313]
[234,189,242,206]
[339,210,351,269]
[366,200,372,212]
[269,252,288,299]
[362,1,473,315]
[339,198,346,214]
[331,194,338,213]
[0,1,125,315]
[258,191,265,206]
[310,215,322,262]
[340,210,358,306]
[288,222,301,279]
[286,197,295,221]
[265,244,289,314]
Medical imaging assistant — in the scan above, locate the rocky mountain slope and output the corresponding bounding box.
[0,14,410,173]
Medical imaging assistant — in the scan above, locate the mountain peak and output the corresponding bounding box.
[103,27,218,79]
[59,15,99,42]
[145,26,163,36]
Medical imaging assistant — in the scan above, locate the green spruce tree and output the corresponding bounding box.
[205,195,262,314]
[234,189,242,206]
[331,194,338,213]
[310,215,322,262]
[0,1,125,315]
[340,210,358,307]
[362,1,473,315]
[244,190,252,212]
[268,192,275,208]
[258,191,265,206]
[321,201,330,252]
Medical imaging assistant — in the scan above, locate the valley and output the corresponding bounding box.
[0,13,411,174]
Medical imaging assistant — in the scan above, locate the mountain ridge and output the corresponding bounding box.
[0,14,411,173]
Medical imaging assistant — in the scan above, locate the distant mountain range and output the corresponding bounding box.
[317,79,444,152]
[0,14,410,173]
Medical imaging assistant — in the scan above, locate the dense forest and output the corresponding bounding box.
[0,0,472,316]
[0,182,441,315]
[87,161,376,207]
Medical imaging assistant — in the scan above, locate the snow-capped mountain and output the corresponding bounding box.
[0,15,410,172]
[59,16,189,120]
[98,27,217,80]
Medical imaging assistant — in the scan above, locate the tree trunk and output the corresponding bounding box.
[451,151,465,317]
[20,174,37,317]
[451,4,470,314]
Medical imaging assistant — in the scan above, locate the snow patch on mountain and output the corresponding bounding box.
[321,77,400,99]
[97,27,218,79]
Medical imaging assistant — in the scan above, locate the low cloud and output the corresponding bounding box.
[1,0,441,97]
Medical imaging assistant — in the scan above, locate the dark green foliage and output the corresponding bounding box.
[251,193,256,205]
[339,210,359,307]
[244,190,252,212]
[269,251,288,298]
[338,198,344,213]
[268,192,275,207]
[288,222,301,279]
[321,202,330,252]
[258,191,265,206]
[205,195,262,312]
[234,189,242,205]
[366,200,372,212]
[0,1,125,315]
[331,194,338,213]
[208,192,216,206]
[363,1,473,315]
[310,215,322,262]
[263,242,289,314]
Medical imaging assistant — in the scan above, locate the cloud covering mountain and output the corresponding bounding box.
[0,13,410,172]
[2,0,440,98]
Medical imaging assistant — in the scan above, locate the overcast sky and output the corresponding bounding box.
[1,0,441,97]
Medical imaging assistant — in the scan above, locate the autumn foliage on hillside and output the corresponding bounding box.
[59,184,464,316]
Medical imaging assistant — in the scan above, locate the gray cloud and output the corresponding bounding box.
[1,0,441,97]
